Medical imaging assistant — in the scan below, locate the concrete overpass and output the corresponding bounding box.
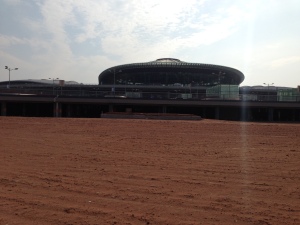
[1,94,300,122]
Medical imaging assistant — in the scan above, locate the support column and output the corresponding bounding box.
[241,107,249,121]
[36,104,40,117]
[202,108,206,118]
[53,102,62,117]
[109,104,114,112]
[67,104,71,117]
[76,105,80,117]
[162,105,167,113]
[215,107,220,120]
[22,103,26,116]
[1,102,7,116]
[292,109,296,122]
[268,108,274,122]
[247,109,253,121]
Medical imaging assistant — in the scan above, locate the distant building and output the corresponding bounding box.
[0,79,78,86]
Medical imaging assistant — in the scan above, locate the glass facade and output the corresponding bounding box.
[100,69,240,87]
[99,59,244,87]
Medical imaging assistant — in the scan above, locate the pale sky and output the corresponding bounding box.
[0,0,299,87]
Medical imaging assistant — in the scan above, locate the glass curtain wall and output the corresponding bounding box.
[100,69,239,86]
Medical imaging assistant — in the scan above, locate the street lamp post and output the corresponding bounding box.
[49,78,59,95]
[5,66,18,88]
[263,83,274,101]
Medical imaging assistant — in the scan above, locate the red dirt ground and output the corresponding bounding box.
[0,117,299,225]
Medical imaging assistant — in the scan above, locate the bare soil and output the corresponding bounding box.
[0,117,299,225]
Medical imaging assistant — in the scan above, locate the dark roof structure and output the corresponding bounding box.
[98,58,244,87]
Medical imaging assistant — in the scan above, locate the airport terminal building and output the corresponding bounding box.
[98,58,244,100]
[0,58,299,121]
[99,58,244,87]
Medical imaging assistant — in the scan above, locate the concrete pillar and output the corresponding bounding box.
[67,104,71,117]
[109,104,114,112]
[53,102,62,117]
[1,102,7,116]
[215,107,220,120]
[268,108,274,122]
[162,105,167,113]
[36,104,40,117]
[248,109,253,121]
[76,105,80,117]
[22,103,26,116]
[292,109,296,122]
[202,108,206,118]
[241,107,250,121]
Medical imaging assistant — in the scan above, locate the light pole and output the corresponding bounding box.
[263,83,274,101]
[109,69,122,96]
[5,66,18,88]
[49,78,59,95]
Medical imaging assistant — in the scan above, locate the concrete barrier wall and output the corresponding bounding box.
[101,113,202,120]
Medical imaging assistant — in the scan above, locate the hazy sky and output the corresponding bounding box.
[1,0,299,87]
